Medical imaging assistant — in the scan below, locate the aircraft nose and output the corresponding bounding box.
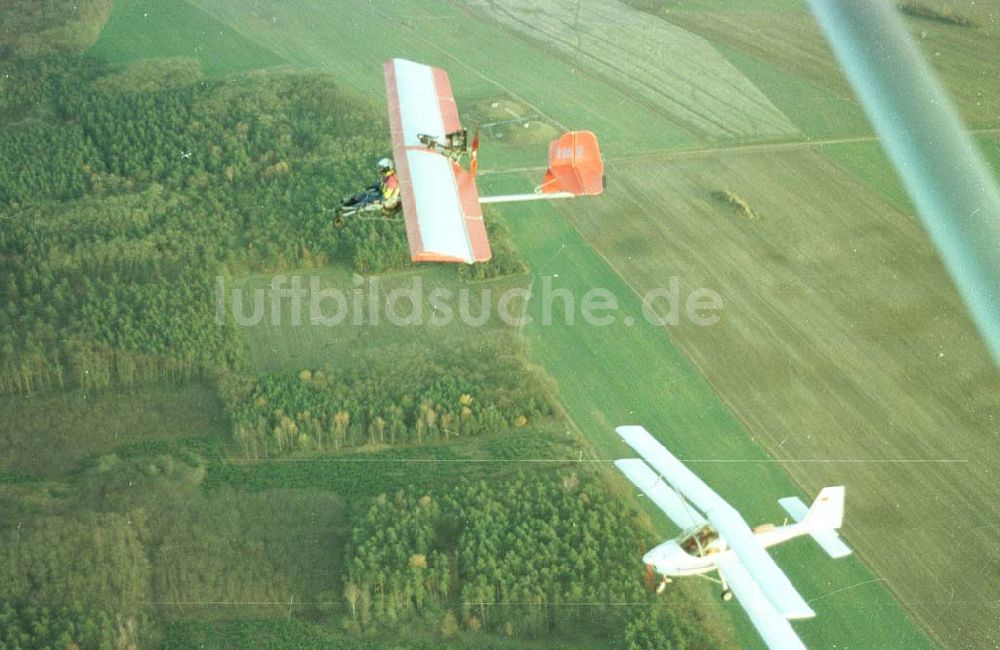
[642,540,682,571]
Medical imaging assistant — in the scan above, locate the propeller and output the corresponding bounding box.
[470,126,480,177]
[638,541,656,593]
[644,563,656,593]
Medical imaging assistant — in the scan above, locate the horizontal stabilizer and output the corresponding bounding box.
[779,493,852,559]
[777,496,809,522]
[810,529,852,559]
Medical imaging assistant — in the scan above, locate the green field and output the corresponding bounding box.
[501,200,929,649]
[821,140,915,211]
[71,0,1000,647]
[662,0,1000,128]
[189,0,701,161]
[228,265,530,374]
[713,43,871,139]
[556,145,1000,645]
[88,0,285,76]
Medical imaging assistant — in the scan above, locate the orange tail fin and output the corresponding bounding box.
[538,131,604,195]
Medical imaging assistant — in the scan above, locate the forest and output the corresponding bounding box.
[0,46,716,649]
[344,473,714,646]
[0,55,523,395]
[0,55,383,395]
[0,442,719,649]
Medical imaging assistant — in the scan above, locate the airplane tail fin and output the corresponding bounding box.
[803,486,845,530]
[778,487,852,559]
[537,131,604,196]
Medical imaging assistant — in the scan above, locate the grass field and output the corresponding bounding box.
[88,0,285,76]
[556,146,1000,647]
[0,382,227,476]
[821,140,915,211]
[83,0,1000,647]
[227,265,530,373]
[669,9,851,91]
[713,43,871,140]
[499,199,929,649]
[661,1,1000,129]
[189,0,699,161]
[899,12,1000,128]
[463,0,798,141]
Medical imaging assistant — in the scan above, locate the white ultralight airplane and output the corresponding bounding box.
[381,57,604,264]
[614,425,852,650]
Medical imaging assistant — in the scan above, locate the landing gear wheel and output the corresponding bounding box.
[721,590,734,602]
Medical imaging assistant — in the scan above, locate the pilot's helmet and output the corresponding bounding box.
[378,158,394,173]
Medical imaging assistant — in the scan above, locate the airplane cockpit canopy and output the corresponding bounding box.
[680,524,720,557]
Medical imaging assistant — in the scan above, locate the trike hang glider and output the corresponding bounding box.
[384,57,604,264]
[615,425,852,650]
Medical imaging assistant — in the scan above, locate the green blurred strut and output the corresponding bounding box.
[808,0,1000,366]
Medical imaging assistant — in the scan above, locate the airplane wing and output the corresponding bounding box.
[717,557,807,650]
[614,458,707,530]
[616,425,815,620]
[383,58,491,264]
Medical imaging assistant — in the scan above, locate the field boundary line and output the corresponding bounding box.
[479,127,1000,176]
[216,457,966,464]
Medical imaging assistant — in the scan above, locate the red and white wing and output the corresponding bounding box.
[384,58,491,264]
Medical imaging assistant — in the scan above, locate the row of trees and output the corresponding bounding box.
[217,342,558,457]
[344,474,715,646]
